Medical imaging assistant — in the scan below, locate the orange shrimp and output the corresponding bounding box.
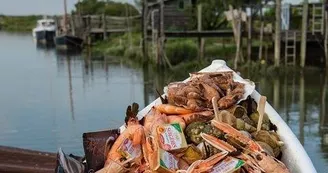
[155,104,192,115]
[180,111,214,125]
[143,108,168,135]
[105,117,145,166]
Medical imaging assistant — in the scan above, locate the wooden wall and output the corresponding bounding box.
[149,0,193,30]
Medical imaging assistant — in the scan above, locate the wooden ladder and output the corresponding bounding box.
[311,3,325,34]
[284,31,297,65]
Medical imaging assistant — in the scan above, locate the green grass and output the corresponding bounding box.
[165,39,198,65]
[0,15,42,32]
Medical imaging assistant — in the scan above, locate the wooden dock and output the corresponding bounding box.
[56,14,141,41]
[280,30,324,42]
[0,146,57,173]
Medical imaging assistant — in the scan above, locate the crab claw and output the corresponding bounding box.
[211,120,262,152]
[200,133,236,152]
[200,151,228,168]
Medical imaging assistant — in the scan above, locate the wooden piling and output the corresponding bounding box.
[125,5,132,49]
[142,0,149,59]
[265,44,268,62]
[229,5,242,69]
[299,72,305,145]
[273,78,280,110]
[259,16,264,61]
[284,74,288,123]
[70,16,76,36]
[151,10,158,61]
[197,4,204,59]
[274,0,282,67]
[300,0,308,68]
[102,14,107,40]
[320,71,327,127]
[325,10,328,68]
[259,7,264,61]
[247,7,252,62]
[157,0,165,65]
[238,10,244,63]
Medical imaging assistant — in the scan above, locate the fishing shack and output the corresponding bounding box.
[147,0,196,31]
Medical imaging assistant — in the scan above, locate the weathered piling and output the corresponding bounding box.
[300,0,308,68]
[247,7,252,62]
[320,71,327,127]
[299,72,305,145]
[325,9,328,68]
[102,14,107,40]
[228,5,243,69]
[273,78,280,110]
[274,0,281,67]
[142,0,148,59]
[259,7,264,61]
[198,4,204,60]
[158,0,165,65]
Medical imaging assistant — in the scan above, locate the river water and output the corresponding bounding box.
[0,31,327,172]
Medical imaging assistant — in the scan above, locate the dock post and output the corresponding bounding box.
[325,10,328,68]
[283,74,288,123]
[247,7,252,62]
[229,5,242,69]
[87,15,91,45]
[299,72,305,145]
[157,0,165,65]
[273,78,280,110]
[265,44,268,62]
[70,15,76,36]
[274,0,281,67]
[259,6,264,61]
[102,14,107,40]
[151,10,157,61]
[300,0,308,68]
[142,0,149,60]
[320,71,328,127]
[197,4,204,60]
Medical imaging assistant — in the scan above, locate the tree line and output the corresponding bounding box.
[74,0,140,16]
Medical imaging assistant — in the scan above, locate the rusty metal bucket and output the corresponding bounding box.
[82,129,120,172]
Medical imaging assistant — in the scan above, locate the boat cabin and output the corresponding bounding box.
[36,19,56,28]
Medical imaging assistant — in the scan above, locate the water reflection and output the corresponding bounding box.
[241,69,328,171]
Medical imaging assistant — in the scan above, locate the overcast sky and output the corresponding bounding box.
[0,0,320,15]
[0,0,135,15]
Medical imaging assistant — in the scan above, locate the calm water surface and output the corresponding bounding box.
[0,32,327,172]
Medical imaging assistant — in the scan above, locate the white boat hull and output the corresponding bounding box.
[119,60,317,173]
[32,19,56,44]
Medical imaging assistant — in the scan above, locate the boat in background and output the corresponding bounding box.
[32,18,56,44]
[55,35,83,50]
[54,0,83,51]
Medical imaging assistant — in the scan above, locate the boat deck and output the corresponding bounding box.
[0,146,57,173]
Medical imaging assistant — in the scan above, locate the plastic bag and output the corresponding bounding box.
[56,148,85,173]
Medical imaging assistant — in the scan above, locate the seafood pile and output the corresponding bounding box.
[97,72,290,173]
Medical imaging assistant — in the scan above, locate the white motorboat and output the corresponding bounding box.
[32,18,56,44]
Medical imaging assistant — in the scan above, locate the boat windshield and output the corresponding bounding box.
[38,21,55,27]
